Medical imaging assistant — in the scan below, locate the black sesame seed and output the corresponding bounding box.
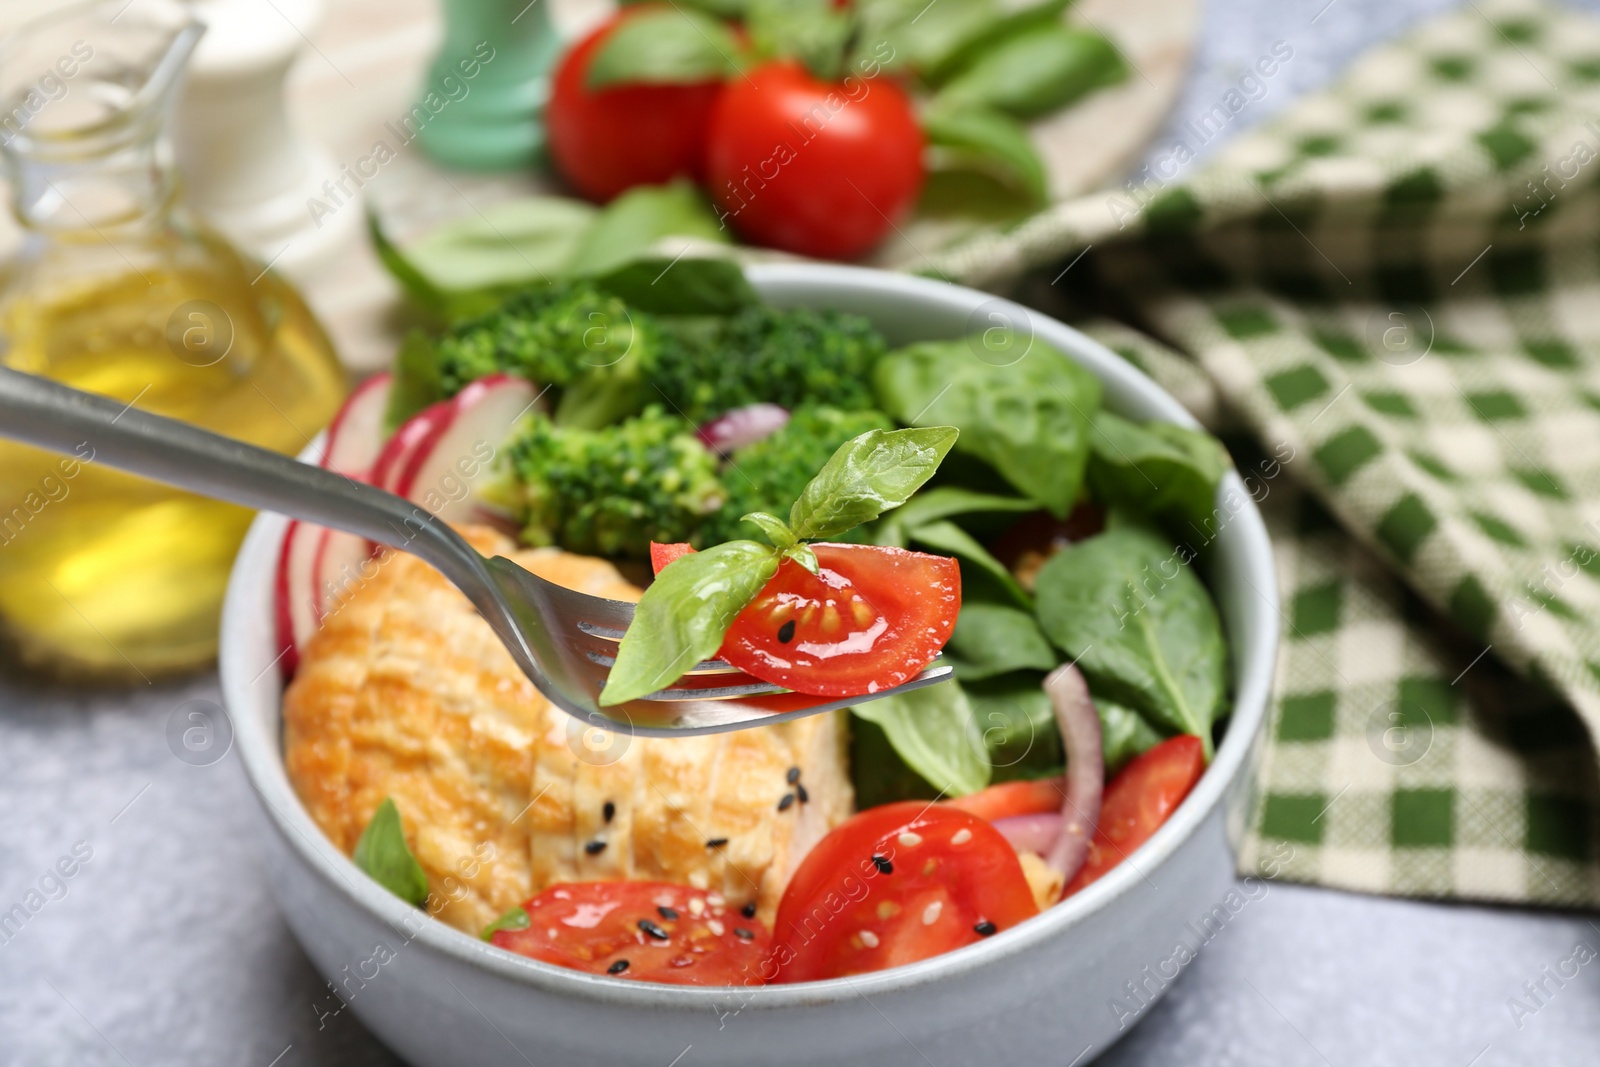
[584,839,607,855]
[706,837,729,849]
[974,921,997,937]
[608,958,630,974]
[777,619,796,643]
[795,782,809,804]
[638,919,670,940]
[603,801,616,824]
[658,906,679,921]
[785,766,801,785]
[734,927,755,940]
[872,854,893,875]
[741,902,758,919]
[777,793,796,812]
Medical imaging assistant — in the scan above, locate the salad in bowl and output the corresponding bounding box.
[223,261,1276,1065]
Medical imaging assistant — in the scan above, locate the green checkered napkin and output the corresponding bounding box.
[928,0,1600,906]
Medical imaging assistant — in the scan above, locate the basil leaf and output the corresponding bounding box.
[785,542,820,574]
[874,487,1037,548]
[874,338,1101,517]
[601,540,780,705]
[565,181,728,278]
[946,599,1057,681]
[585,8,741,90]
[747,0,852,80]
[481,906,530,940]
[385,329,446,432]
[907,520,1030,610]
[1033,527,1225,754]
[851,679,991,796]
[404,197,596,292]
[740,510,797,548]
[352,798,429,906]
[922,106,1048,204]
[922,0,1074,83]
[965,672,1062,782]
[1097,693,1165,774]
[1086,411,1231,541]
[788,426,959,542]
[855,0,994,75]
[592,256,759,316]
[937,26,1126,119]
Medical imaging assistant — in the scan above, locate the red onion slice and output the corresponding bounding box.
[1043,663,1104,881]
[992,813,1063,855]
[697,403,790,456]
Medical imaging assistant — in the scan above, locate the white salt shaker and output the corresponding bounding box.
[174,0,359,281]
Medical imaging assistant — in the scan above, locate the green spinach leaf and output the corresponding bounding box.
[788,426,959,541]
[965,672,1062,782]
[946,599,1058,680]
[1033,527,1225,754]
[851,678,991,797]
[1086,410,1231,539]
[907,520,1030,609]
[873,337,1101,517]
[592,256,759,316]
[565,181,728,278]
[352,798,429,906]
[480,906,530,940]
[601,540,779,705]
[385,329,446,432]
[873,487,1037,547]
[1096,693,1166,774]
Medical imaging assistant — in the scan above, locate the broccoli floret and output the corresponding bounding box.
[652,306,889,422]
[503,406,725,559]
[436,283,657,429]
[699,405,894,544]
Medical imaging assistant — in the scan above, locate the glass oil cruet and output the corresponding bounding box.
[0,0,346,680]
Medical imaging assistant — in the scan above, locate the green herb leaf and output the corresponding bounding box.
[873,338,1101,517]
[921,0,1075,83]
[785,542,820,574]
[936,26,1126,119]
[404,198,597,292]
[853,0,994,75]
[385,329,446,432]
[592,256,759,316]
[747,0,853,80]
[565,181,728,279]
[352,798,429,906]
[1086,411,1231,542]
[481,906,531,940]
[650,0,751,18]
[906,520,1030,609]
[1096,693,1166,774]
[585,8,741,90]
[964,672,1062,782]
[788,427,959,542]
[874,487,1037,548]
[1033,527,1225,754]
[602,540,780,705]
[741,510,797,549]
[851,679,991,796]
[921,106,1048,204]
[945,599,1058,681]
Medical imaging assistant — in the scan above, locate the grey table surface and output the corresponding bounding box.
[6,1,1600,1065]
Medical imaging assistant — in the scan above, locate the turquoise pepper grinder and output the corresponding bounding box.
[415,0,563,170]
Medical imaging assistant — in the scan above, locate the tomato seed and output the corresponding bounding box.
[777,619,796,643]
[608,959,630,974]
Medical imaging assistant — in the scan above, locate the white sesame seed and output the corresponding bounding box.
[897,832,923,847]
[654,892,675,908]
[922,901,942,925]
[707,893,726,906]
[859,930,880,948]
[688,897,705,917]
[707,919,725,936]
[951,828,973,846]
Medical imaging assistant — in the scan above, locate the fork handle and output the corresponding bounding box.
[0,365,487,589]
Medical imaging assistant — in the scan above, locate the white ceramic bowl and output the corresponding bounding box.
[221,263,1278,1067]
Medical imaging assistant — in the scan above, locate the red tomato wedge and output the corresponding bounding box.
[1063,735,1207,896]
[648,541,960,697]
[491,881,770,986]
[945,776,1064,822]
[771,802,1037,982]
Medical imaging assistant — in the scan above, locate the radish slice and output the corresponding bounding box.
[993,813,1063,856]
[370,403,442,494]
[322,372,393,478]
[1043,663,1104,881]
[274,519,322,673]
[393,373,538,522]
[315,527,381,621]
[697,403,789,456]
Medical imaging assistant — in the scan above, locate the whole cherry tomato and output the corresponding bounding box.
[703,61,925,259]
[546,7,724,202]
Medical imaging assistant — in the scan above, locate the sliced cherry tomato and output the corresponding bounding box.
[771,802,1037,982]
[1063,735,1206,896]
[547,7,724,202]
[649,541,959,698]
[703,61,924,259]
[491,881,770,985]
[946,776,1064,822]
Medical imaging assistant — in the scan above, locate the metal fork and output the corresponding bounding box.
[0,366,951,736]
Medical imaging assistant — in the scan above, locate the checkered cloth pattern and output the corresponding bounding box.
[925,0,1600,906]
